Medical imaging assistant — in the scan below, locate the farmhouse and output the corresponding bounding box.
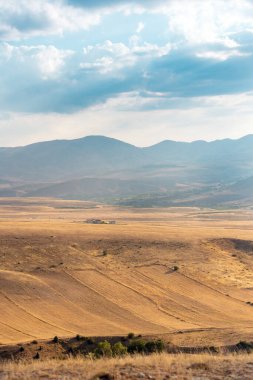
[86,219,116,224]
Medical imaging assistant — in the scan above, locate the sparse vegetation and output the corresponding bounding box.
[128,339,146,354]
[235,341,253,352]
[145,339,165,353]
[94,341,113,358]
[86,338,95,345]
[128,338,165,354]
[1,352,253,380]
[112,342,127,357]
[33,352,40,360]
[0,199,253,380]
[52,336,59,344]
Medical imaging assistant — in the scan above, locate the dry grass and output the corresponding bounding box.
[0,198,252,348]
[0,199,253,378]
[1,352,253,379]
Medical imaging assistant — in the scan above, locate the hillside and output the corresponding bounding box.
[0,200,253,346]
[0,135,253,207]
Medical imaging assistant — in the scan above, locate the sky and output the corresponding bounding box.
[1,0,253,147]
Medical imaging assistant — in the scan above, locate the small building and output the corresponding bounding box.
[86,219,116,225]
[86,219,103,224]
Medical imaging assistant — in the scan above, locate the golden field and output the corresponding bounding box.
[0,198,253,378]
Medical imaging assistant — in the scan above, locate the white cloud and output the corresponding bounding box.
[136,21,144,33]
[35,46,74,79]
[1,92,253,147]
[1,0,253,146]
[155,0,253,46]
[0,0,101,40]
[196,49,250,61]
[1,0,253,46]
[81,37,171,74]
[0,43,74,79]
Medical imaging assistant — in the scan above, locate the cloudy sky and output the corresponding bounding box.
[1,0,253,146]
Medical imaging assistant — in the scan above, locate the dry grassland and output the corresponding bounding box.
[0,198,253,378]
[1,352,253,379]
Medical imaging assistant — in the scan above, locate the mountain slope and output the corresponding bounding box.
[1,134,253,182]
[0,136,143,181]
[0,135,253,206]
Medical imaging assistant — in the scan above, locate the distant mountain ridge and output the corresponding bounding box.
[0,134,253,207]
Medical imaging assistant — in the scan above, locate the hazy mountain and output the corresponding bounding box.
[228,176,253,197]
[0,136,146,181]
[0,134,253,207]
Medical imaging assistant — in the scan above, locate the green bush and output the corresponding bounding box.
[128,339,165,354]
[112,342,127,357]
[156,339,165,352]
[128,339,146,354]
[52,336,59,344]
[94,340,112,358]
[127,332,135,339]
[145,339,165,353]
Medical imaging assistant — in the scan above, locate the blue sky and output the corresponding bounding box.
[1,0,253,146]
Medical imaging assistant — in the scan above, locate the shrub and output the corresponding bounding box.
[52,336,59,344]
[209,346,218,353]
[127,332,135,339]
[112,342,127,357]
[33,352,40,360]
[145,339,165,353]
[144,340,156,353]
[31,340,38,345]
[173,266,179,271]
[86,337,95,345]
[76,334,81,341]
[128,339,165,354]
[94,341,112,358]
[236,341,253,352]
[19,346,25,353]
[128,339,146,354]
[155,339,165,353]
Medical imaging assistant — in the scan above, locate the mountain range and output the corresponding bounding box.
[1,135,253,208]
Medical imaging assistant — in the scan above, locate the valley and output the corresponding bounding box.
[0,199,252,348]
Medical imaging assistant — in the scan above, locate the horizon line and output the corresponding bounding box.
[1,133,253,149]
